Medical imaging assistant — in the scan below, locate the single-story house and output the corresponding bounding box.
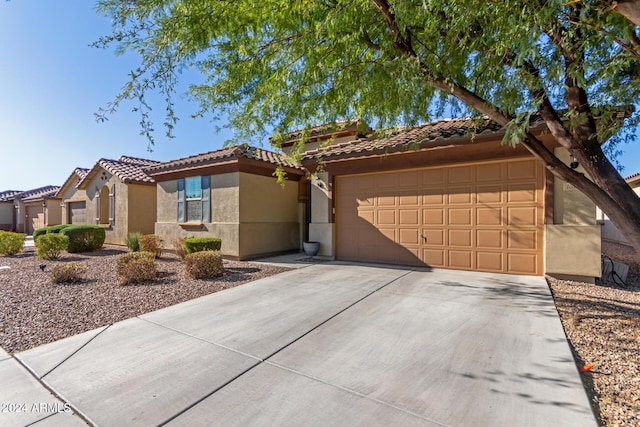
[0,186,62,234]
[143,145,305,259]
[0,190,23,231]
[597,172,640,245]
[288,115,602,282]
[58,156,159,246]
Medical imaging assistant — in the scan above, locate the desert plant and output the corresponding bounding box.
[35,233,69,260]
[184,250,224,279]
[139,234,164,258]
[60,225,105,253]
[184,237,222,254]
[172,237,187,260]
[116,251,157,285]
[0,231,25,256]
[33,224,71,240]
[125,232,142,252]
[49,262,87,284]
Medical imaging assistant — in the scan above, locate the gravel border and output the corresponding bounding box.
[0,246,290,354]
[549,241,640,427]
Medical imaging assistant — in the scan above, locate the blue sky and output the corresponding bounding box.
[1,1,639,191]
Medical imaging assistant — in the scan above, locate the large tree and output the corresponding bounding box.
[96,0,640,249]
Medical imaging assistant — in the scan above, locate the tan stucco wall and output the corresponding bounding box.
[238,173,299,258]
[545,225,601,280]
[127,184,156,236]
[546,147,601,281]
[597,184,640,245]
[155,173,241,257]
[308,171,335,257]
[84,174,131,246]
[0,202,14,230]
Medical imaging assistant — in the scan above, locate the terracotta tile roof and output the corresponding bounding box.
[78,156,159,188]
[301,115,547,161]
[145,144,302,175]
[626,171,640,183]
[55,167,91,198]
[276,119,371,146]
[75,168,90,180]
[0,190,24,202]
[14,186,61,201]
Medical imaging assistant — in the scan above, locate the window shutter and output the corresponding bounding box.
[177,179,185,222]
[201,175,211,223]
[108,184,116,226]
[94,186,100,225]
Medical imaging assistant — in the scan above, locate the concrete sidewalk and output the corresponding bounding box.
[6,263,596,426]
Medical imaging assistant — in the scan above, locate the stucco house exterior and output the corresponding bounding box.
[58,156,159,245]
[144,145,304,259]
[0,187,61,234]
[286,115,603,282]
[597,172,640,245]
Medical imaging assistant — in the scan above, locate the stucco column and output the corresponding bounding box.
[308,171,335,257]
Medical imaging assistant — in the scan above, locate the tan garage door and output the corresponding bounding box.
[26,205,45,235]
[69,202,87,224]
[335,158,544,275]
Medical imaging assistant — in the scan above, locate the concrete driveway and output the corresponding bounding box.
[9,262,595,426]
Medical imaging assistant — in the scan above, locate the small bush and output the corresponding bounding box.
[33,224,71,240]
[172,237,187,260]
[36,234,69,260]
[0,231,25,256]
[60,225,105,253]
[116,251,157,285]
[139,234,164,258]
[49,262,87,284]
[185,250,224,279]
[184,237,222,254]
[125,232,142,252]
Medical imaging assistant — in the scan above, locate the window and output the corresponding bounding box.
[177,176,210,223]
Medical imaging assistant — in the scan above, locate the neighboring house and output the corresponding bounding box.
[144,145,304,259]
[597,172,640,245]
[289,115,602,282]
[0,190,23,231]
[0,186,62,234]
[59,156,159,245]
[56,167,90,225]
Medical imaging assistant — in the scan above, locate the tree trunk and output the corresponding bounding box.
[613,0,640,26]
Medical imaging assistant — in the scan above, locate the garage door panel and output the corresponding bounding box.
[448,187,473,204]
[508,253,538,275]
[422,229,444,246]
[477,163,503,181]
[477,207,503,226]
[477,252,503,272]
[69,202,87,224]
[508,159,538,180]
[423,249,445,267]
[476,229,503,249]
[336,158,543,275]
[449,250,472,269]
[449,209,472,226]
[477,185,503,204]
[449,229,472,247]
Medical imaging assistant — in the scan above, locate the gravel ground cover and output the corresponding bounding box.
[0,246,290,354]
[548,241,640,427]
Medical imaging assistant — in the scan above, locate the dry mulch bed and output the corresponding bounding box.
[548,241,640,427]
[0,246,290,354]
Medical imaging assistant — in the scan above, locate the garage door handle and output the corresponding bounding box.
[419,233,426,241]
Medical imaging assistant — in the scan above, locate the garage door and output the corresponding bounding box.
[68,202,87,224]
[335,158,544,275]
[26,206,45,235]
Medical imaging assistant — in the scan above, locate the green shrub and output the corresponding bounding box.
[33,224,71,240]
[125,232,142,252]
[0,231,25,256]
[60,225,105,253]
[49,262,87,284]
[139,234,164,258]
[185,250,224,279]
[116,251,157,285]
[36,234,69,260]
[172,237,187,260]
[184,237,222,254]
